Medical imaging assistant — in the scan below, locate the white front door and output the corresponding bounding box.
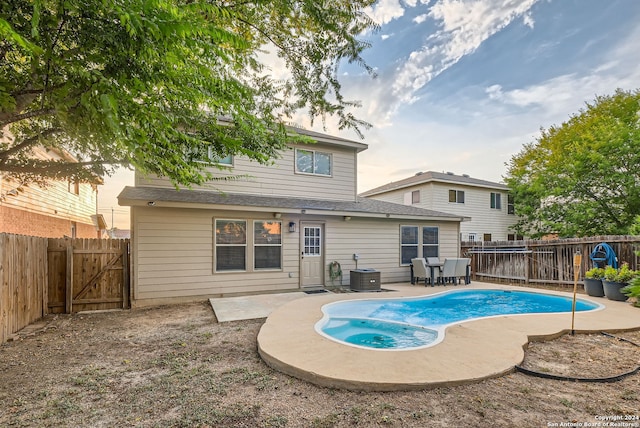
[301,223,324,287]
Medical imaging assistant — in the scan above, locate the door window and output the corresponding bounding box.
[304,227,322,255]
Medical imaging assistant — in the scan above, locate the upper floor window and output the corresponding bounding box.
[490,192,501,209]
[68,179,80,195]
[403,190,420,205]
[190,145,233,166]
[507,194,515,215]
[449,189,465,204]
[295,149,331,176]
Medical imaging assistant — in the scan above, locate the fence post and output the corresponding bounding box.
[122,242,130,309]
[65,245,73,314]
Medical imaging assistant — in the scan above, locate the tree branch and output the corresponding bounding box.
[0,127,64,167]
[0,159,123,177]
[0,108,57,128]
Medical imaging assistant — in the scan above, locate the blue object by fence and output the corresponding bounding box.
[589,243,618,268]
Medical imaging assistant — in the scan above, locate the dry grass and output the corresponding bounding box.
[1,301,639,427]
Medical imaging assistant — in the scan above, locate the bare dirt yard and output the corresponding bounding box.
[1,300,639,428]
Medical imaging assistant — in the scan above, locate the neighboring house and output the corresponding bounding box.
[0,142,101,238]
[360,171,520,242]
[118,128,468,307]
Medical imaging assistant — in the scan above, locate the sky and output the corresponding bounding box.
[98,0,640,229]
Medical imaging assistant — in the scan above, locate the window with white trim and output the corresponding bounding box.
[401,226,440,265]
[190,145,233,165]
[254,220,282,269]
[304,226,322,255]
[490,192,501,209]
[422,227,439,258]
[507,194,515,215]
[215,219,246,271]
[295,148,331,176]
[400,226,419,265]
[449,189,465,203]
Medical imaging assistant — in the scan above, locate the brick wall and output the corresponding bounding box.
[0,205,98,238]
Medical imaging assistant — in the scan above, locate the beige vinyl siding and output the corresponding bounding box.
[131,205,461,304]
[132,207,301,302]
[0,178,96,224]
[365,182,517,241]
[136,144,357,202]
[430,183,516,241]
[324,218,460,284]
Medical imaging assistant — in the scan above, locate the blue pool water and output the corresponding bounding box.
[316,289,601,350]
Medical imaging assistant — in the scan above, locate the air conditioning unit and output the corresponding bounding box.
[350,269,381,292]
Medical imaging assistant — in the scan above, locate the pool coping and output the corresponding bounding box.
[257,282,640,391]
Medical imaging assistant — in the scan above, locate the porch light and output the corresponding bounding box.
[344,216,351,221]
[288,222,296,233]
[274,213,282,219]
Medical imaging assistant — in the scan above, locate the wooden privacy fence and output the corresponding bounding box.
[462,235,640,287]
[1,234,129,343]
[47,238,130,314]
[0,234,48,344]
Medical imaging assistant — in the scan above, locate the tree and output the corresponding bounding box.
[0,0,377,189]
[504,88,640,238]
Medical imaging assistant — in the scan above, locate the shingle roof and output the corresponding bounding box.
[359,171,509,197]
[118,186,467,221]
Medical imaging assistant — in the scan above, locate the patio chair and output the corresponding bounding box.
[454,258,471,284]
[440,258,457,284]
[411,258,431,286]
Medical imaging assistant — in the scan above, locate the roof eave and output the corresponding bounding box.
[119,195,464,222]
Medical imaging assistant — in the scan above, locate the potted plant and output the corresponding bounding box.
[602,263,636,301]
[583,267,605,297]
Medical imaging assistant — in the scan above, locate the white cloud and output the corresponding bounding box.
[381,34,393,40]
[339,0,541,125]
[392,0,539,102]
[523,12,535,29]
[364,0,406,26]
[413,14,428,24]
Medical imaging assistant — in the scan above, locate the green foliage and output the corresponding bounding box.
[628,215,640,236]
[603,265,619,282]
[0,0,377,187]
[585,267,605,279]
[621,277,640,307]
[603,263,638,283]
[329,261,342,283]
[504,89,640,238]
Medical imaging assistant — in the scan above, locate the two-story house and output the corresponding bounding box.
[118,129,468,307]
[360,171,519,242]
[0,145,101,238]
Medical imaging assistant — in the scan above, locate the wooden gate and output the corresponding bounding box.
[47,238,130,313]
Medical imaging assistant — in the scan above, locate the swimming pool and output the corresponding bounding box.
[316,289,602,350]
